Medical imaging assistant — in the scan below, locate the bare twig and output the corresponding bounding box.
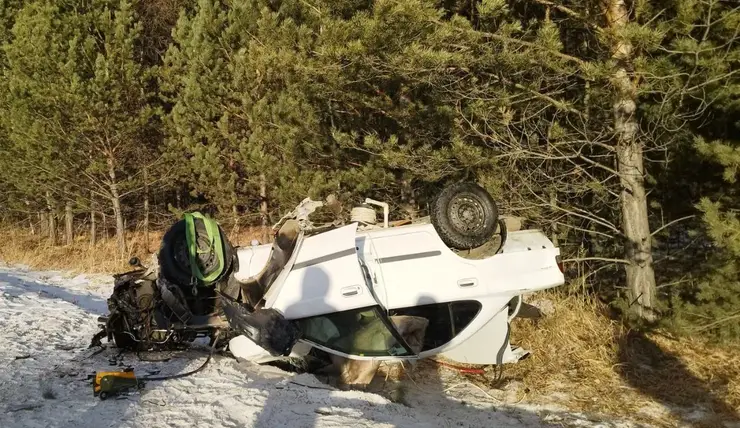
[563,257,631,264]
[651,215,696,237]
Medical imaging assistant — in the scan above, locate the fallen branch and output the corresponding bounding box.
[562,257,631,265]
[288,381,336,391]
[8,403,43,412]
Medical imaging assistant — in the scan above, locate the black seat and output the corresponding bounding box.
[237,220,301,309]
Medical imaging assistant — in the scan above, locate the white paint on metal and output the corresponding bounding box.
[265,223,378,319]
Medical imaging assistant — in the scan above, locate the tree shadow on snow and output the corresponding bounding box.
[0,271,108,315]
[616,329,740,427]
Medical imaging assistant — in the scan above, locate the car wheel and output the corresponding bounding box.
[158,218,235,287]
[430,182,499,249]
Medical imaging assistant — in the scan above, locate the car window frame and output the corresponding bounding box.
[387,299,483,353]
[296,305,420,360]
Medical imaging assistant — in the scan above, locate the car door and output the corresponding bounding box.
[264,223,379,319]
[264,223,420,361]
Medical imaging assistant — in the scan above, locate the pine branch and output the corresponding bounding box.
[693,312,740,332]
[430,18,587,67]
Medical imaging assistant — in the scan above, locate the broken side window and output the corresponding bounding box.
[389,300,482,351]
[296,306,415,357]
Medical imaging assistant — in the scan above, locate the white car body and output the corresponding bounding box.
[228,220,564,365]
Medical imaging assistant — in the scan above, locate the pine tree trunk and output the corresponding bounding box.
[46,191,57,246]
[29,215,36,235]
[102,212,109,240]
[259,173,269,243]
[90,212,96,246]
[400,179,418,220]
[90,191,97,246]
[49,210,57,245]
[65,201,74,245]
[143,168,150,252]
[40,212,47,237]
[108,157,127,255]
[606,0,657,321]
[111,192,126,254]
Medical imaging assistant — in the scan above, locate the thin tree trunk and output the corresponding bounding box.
[90,191,97,246]
[65,201,74,246]
[29,215,36,235]
[108,157,127,255]
[259,173,269,243]
[46,191,57,246]
[606,0,657,321]
[102,212,109,240]
[400,179,418,220]
[40,212,47,237]
[550,189,559,247]
[143,168,150,252]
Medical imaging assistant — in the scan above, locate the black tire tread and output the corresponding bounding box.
[430,182,499,249]
[158,219,235,287]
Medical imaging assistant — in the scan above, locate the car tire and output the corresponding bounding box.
[430,182,499,249]
[158,218,235,288]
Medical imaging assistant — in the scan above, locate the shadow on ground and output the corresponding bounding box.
[617,329,739,427]
[0,271,108,315]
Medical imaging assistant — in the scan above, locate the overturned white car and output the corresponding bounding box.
[95,182,564,372]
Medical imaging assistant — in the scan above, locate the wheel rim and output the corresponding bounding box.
[448,194,486,235]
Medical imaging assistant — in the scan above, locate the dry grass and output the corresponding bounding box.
[0,225,267,274]
[420,291,740,427]
[2,226,739,426]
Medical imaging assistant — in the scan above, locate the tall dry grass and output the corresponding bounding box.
[428,291,740,427]
[0,225,266,274]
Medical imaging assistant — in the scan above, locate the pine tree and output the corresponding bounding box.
[1,1,82,243]
[76,0,158,254]
[2,0,157,253]
[669,136,740,341]
[160,0,247,222]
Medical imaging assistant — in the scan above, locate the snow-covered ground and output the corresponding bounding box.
[0,262,641,428]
